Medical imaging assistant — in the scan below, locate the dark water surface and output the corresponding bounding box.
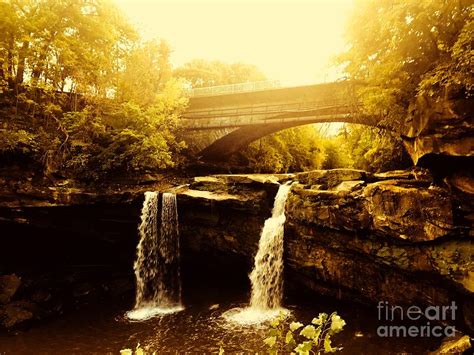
[0,285,442,355]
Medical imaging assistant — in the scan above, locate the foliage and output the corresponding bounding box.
[0,0,136,95]
[227,122,409,173]
[0,0,187,180]
[324,125,411,173]
[63,80,187,179]
[264,311,346,355]
[338,0,473,128]
[120,344,146,355]
[175,59,266,88]
[0,127,38,155]
[321,136,353,170]
[236,126,326,173]
[117,39,173,107]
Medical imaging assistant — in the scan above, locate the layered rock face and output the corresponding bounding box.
[0,170,472,333]
[0,181,149,328]
[177,170,473,333]
[401,93,473,165]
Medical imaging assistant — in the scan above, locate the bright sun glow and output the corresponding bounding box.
[114,0,355,86]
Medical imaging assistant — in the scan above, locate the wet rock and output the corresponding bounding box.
[296,169,370,189]
[288,178,456,242]
[178,170,473,333]
[1,168,472,334]
[430,334,472,354]
[211,173,293,185]
[0,274,21,304]
[30,289,51,303]
[178,177,274,261]
[333,180,365,192]
[363,180,454,241]
[288,185,371,232]
[445,171,474,195]
[374,168,433,183]
[0,176,177,209]
[401,94,474,164]
[0,300,36,328]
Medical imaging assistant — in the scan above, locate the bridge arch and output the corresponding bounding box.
[182,81,386,161]
[198,119,382,161]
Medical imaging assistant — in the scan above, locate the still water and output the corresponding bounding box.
[0,281,442,354]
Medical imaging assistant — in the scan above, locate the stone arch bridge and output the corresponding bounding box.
[182,81,379,161]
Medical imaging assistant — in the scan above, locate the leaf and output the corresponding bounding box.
[270,317,280,328]
[290,321,304,331]
[267,328,279,337]
[119,350,132,355]
[294,340,313,355]
[300,325,318,339]
[285,330,294,344]
[330,313,346,334]
[135,343,144,355]
[264,336,277,348]
[218,346,224,355]
[311,313,328,326]
[324,337,341,353]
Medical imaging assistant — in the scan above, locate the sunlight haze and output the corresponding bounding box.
[115,0,354,86]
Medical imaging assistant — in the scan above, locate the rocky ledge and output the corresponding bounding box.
[177,169,473,333]
[0,168,472,334]
[401,93,474,165]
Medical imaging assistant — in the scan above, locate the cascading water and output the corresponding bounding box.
[126,192,183,321]
[249,183,291,309]
[134,191,160,308]
[158,192,182,307]
[224,182,292,324]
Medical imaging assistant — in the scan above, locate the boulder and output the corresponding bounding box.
[401,94,474,164]
[296,169,369,189]
[430,334,472,354]
[0,274,21,304]
[0,300,36,328]
[288,179,455,242]
[363,180,454,241]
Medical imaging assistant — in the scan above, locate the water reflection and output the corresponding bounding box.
[0,295,443,354]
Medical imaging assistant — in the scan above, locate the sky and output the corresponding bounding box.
[114,0,355,87]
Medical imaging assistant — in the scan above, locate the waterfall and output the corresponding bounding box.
[224,183,292,324]
[158,192,182,307]
[127,191,183,321]
[249,183,291,309]
[134,191,160,308]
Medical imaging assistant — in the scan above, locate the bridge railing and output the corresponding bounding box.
[188,80,281,97]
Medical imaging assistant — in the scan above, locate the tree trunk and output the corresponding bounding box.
[15,40,30,87]
[6,35,15,88]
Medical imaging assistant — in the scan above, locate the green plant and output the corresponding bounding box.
[264,311,346,355]
[120,344,148,355]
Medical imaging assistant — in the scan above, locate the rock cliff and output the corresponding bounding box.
[177,169,473,333]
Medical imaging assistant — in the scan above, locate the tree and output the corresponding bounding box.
[174,59,266,87]
[63,79,187,179]
[338,0,473,127]
[324,125,411,173]
[0,0,136,96]
[236,125,326,173]
[0,0,187,179]
[117,39,173,107]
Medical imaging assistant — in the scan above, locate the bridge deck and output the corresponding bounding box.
[183,81,360,129]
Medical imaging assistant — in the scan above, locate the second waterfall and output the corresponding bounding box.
[225,182,292,324]
[127,192,183,321]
